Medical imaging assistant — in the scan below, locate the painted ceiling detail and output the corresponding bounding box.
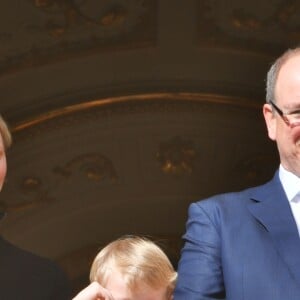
[0,176,54,215]
[197,0,300,53]
[53,153,118,183]
[0,152,118,215]
[29,0,148,37]
[0,0,156,74]
[156,136,196,176]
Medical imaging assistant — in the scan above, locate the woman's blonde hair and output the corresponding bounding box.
[90,236,177,298]
[0,115,12,149]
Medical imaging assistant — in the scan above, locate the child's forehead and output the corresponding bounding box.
[106,269,168,300]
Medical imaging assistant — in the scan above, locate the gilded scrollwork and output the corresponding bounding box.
[0,0,156,74]
[198,0,300,52]
[156,136,196,176]
[27,0,147,38]
[53,153,118,182]
[0,153,118,215]
[0,176,54,215]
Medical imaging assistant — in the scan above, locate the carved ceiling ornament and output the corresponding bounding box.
[13,92,260,132]
[157,136,196,176]
[2,92,263,216]
[53,153,118,183]
[29,0,147,37]
[198,0,300,53]
[0,0,156,74]
[0,153,118,215]
[0,176,54,215]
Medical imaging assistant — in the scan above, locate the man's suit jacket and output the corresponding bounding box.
[174,172,300,300]
[0,237,71,299]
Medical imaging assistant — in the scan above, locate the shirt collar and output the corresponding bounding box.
[279,164,300,202]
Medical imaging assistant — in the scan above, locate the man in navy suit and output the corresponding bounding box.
[0,115,71,299]
[174,48,300,299]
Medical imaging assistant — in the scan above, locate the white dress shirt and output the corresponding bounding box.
[279,164,300,236]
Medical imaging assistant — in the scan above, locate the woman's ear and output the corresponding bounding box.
[263,103,277,141]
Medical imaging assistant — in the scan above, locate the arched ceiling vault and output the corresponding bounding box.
[0,0,294,293]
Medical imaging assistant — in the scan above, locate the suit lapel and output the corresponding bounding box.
[248,172,300,286]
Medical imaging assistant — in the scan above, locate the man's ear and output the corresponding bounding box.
[263,103,276,141]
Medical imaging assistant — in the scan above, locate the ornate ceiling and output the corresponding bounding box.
[0,0,293,294]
